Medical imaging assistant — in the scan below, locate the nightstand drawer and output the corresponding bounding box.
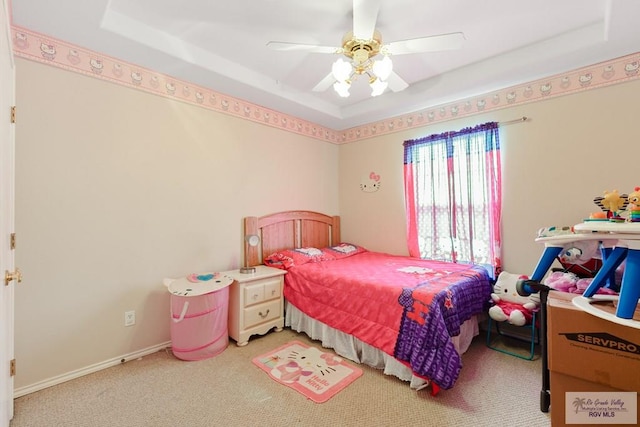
[264,280,281,301]
[243,277,281,307]
[225,265,286,346]
[244,283,264,306]
[244,299,281,328]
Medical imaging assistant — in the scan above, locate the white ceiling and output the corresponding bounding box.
[10,0,640,130]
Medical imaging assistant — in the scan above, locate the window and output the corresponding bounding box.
[403,122,501,277]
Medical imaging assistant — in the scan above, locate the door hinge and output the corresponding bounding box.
[10,233,15,250]
[9,359,15,377]
[10,106,16,124]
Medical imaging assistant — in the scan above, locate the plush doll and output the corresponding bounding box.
[488,272,540,327]
[575,277,618,295]
[625,186,640,210]
[489,271,540,326]
[593,189,628,218]
[558,240,598,265]
[544,270,580,293]
[627,186,640,222]
[544,271,619,295]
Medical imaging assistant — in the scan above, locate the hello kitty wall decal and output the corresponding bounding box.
[360,171,381,193]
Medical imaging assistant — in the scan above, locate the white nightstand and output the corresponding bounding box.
[224,265,287,346]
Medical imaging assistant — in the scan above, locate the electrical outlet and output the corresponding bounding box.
[124,310,136,327]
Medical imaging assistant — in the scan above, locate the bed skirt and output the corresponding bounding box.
[284,300,479,390]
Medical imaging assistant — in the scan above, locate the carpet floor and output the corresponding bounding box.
[11,328,551,426]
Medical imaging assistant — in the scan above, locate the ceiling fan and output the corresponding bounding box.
[266,0,464,97]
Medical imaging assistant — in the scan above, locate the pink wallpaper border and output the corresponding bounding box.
[11,25,640,145]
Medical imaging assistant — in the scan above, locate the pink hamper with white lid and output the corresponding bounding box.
[164,272,233,361]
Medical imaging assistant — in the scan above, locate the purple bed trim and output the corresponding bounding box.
[394,266,492,389]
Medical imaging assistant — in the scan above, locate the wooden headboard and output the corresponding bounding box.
[244,210,340,267]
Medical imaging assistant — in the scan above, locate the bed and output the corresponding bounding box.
[244,210,492,394]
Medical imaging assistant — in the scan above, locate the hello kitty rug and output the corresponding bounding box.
[252,340,363,403]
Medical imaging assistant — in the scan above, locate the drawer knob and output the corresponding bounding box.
[259,309,270,319]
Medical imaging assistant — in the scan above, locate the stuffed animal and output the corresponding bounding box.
[536,226,598,266]
[626,186,640,210]
[544,270,618,295]
[575,277,618,295]
[488,272,540,327]
[544,271,580,293]
[558,240,598,265]
[627,186,640,222]
[593,189,628,218]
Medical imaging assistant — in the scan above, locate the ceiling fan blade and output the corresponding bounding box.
[312,73,336,92]
[266,41,341,54]
[387,71,409,92]
[353,0,381,40]
[384,32,465,55]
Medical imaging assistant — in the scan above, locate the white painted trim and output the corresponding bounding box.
[13,341,172,398]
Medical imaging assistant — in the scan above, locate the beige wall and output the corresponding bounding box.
[14,59,339,390]
[339,79,640,276]
[15,55,640,393]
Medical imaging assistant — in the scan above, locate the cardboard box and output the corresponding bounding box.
[548,291,640,425]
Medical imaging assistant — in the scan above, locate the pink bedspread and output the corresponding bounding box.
[283,251,492,389]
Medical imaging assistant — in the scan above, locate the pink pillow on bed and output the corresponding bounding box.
[323,243,367,259]
[264,247,333,270]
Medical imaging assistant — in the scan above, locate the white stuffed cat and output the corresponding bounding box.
[488,272,540,326]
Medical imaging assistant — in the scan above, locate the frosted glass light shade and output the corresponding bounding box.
[372,56,393,81]
[331,58,352,82]
[333,81,351,97]
[370,78,388,96]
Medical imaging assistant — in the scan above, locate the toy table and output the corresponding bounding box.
[572,222,640,323]
[529,223,640,413]
[532,223,640,323]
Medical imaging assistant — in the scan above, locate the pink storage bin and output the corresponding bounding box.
[165,273,233,361]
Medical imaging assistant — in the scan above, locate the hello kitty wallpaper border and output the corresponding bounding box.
[10,25,640,145]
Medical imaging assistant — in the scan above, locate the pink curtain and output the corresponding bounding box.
[403,122,502,277]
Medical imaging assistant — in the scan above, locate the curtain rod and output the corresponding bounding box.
[499,116,528,126]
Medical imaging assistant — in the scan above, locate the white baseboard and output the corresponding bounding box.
[13,341,172,398]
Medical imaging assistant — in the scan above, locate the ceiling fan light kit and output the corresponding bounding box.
[266,0,464,98]
[328,30,394,98]
[330,45,393,97]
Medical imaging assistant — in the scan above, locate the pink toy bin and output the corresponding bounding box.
[164,272,233,361]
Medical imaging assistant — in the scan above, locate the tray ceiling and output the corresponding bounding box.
[10,0,640,130]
